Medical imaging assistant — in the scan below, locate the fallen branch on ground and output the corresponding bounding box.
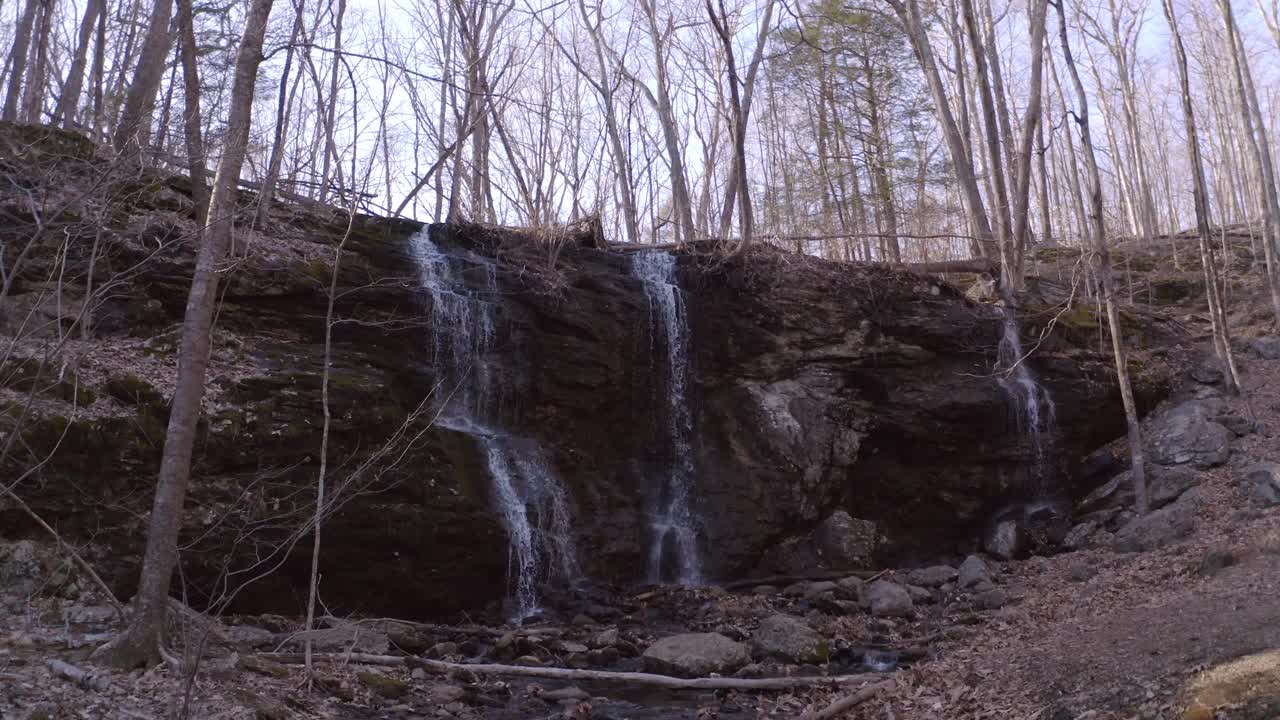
[799,678,896,720]
[721,569,880,591]
[47,659,110,691]
[260,652,881,691]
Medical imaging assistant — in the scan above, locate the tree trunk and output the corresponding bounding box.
[1164,0,1241,392]
[92,0,277,669]
[254,0,307,228]
[1218,0,1280,329]
[1055,0,1149,515]
[175,0,208,221]
[113,0,176,155]
[54,0,103,128]
[2,0,40,121]
[887,0,996,258]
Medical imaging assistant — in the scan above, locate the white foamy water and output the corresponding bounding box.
[630,250,702,585]
[412,227,578,620]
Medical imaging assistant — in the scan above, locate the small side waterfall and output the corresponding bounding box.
[412,228,578,620]
[630,250,703,585]
[994,306,1058,492]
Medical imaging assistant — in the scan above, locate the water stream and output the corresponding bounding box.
[412,228,579,620]
[994,306,1058,494]
[630,250,703,585]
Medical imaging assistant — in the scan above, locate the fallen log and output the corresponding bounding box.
[46,659,110,692]
[260,652,880,691]
[798,678,895,720]
[721,569,880,591]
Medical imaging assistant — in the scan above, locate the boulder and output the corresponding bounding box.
[905,585,932,602]
[975,589,1006,610]
[957,555,991,589]
[803,581,839,599]
[985,519,1023,560]
[906,565,957,588]
[1244,462,1280,507]
[0,540,44,599]
[865,580,913,617]
[1079,465,1201,513]
[1113,488,1204,553]
[1147,400,1232,469]
[1190,364,1223,385]
[813,512,878,569]
[835,576,864,601]
[641,633,751,677]
[750,615,829,664]
[1062,521,1097,550]
[592,628,620,648]
[1250,337,1280,360]
[1215,414,1256,437]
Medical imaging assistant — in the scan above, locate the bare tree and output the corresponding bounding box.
[53,0,105,128]
[1054,0,1148,515]
[112,0,176,155]
[1162,0,1240,391]
[93,0,278,669]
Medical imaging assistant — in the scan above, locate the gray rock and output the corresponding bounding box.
[750,615,828,663]
[814,511,878,569]
[1216,414,1256,437]
[0,541,43,598]
[1250,337,1280,360]
[781,582,810,598]
[957,555,991,589]
[865,580,913,617]
[1079,465,1201,513]
[1244,462,1280,506]
[592,628,619,648]
[906,565,957,588]
[641,633,751,677]
[975,589,1006,610]
[803,581,839,599]
[905,585,932,602]
[1062,522,1097,550]
[62,605,116,626]
[972,579,996,593]
[1150,466,1202,508]
[985,519,1022,560]
[1113,488,1204,553]
[1190,364,1224,385]
[835,576,864,601]
[1147,400,1233,469]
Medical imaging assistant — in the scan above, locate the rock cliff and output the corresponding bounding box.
[0,124,1178,620]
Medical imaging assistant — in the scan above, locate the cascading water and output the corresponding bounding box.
[994,306,1058,493]
[630,250,703,585]
[411,228,578,620]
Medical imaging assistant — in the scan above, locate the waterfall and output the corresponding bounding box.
[994,306,1057,492]
[630,250,703,585]
[411,227,578,620]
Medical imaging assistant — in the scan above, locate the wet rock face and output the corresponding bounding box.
[4,192,1177,618]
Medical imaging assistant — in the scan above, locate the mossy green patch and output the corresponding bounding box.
[0,358,95,406]
[105,374,165,407]
[356,671,409,699]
